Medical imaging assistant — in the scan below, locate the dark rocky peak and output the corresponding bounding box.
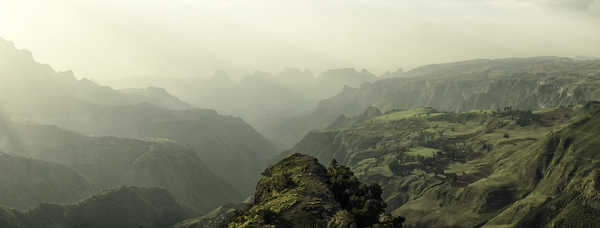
[216,153,404,227]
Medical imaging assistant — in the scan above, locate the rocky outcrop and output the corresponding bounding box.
[179,153,404,228]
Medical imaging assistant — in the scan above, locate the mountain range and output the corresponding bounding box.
[283,101,600,227]
[2,34,600,228]
[273,56,600,148]
[0,37,276,195]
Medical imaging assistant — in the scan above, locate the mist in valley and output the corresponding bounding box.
[0,1,600,228]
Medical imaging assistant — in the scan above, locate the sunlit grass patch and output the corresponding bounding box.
[373,107,439,122]
[405,146,440,158]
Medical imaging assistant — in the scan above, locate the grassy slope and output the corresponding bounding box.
[0,186,188,228]
[286,103,600,227]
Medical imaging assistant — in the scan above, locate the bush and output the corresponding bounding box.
[327,160,394,227]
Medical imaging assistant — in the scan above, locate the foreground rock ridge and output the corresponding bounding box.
[177,153,405,228]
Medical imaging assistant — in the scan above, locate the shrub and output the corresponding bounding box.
[327,159,391,227]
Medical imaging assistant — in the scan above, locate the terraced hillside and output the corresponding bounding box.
[285,102,600,227]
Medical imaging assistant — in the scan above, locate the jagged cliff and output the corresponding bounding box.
[274,57,600,147]
[284,102,600,227]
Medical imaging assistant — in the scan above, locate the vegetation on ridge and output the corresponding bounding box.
[0,186,188,228]
[178,153,405,228]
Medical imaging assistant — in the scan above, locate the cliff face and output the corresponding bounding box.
[0,186,188,228]
[274,57,600,148]
[285,102,600,227]
[317,74,597,117]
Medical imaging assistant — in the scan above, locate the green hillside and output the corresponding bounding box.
[0,153,91,210]
[0,186,187,228]
[284,102,600,227]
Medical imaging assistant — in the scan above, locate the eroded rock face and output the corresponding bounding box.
[272,57,600,148]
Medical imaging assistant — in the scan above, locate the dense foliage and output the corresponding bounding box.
[328,159,393,227]
[212,154,404,228]
[493,106,541,126]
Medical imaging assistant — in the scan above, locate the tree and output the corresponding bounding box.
[327,161,389,227]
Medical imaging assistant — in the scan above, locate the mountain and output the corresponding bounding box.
[119,86,192,110]
[274,57,600,148]
[0,38,189,112]
[573,56,600,61]
[283,102,600,227]
[0,37,277,194]
[177,153,404,228]
[0,152,91,210]
[317,68,378,91]
[119,68,379,149]
[3,121,240,214]
[0,186,188,228]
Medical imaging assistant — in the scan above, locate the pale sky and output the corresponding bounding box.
[0,0,599,83]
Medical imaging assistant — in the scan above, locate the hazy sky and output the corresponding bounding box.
[1,0,599,83]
